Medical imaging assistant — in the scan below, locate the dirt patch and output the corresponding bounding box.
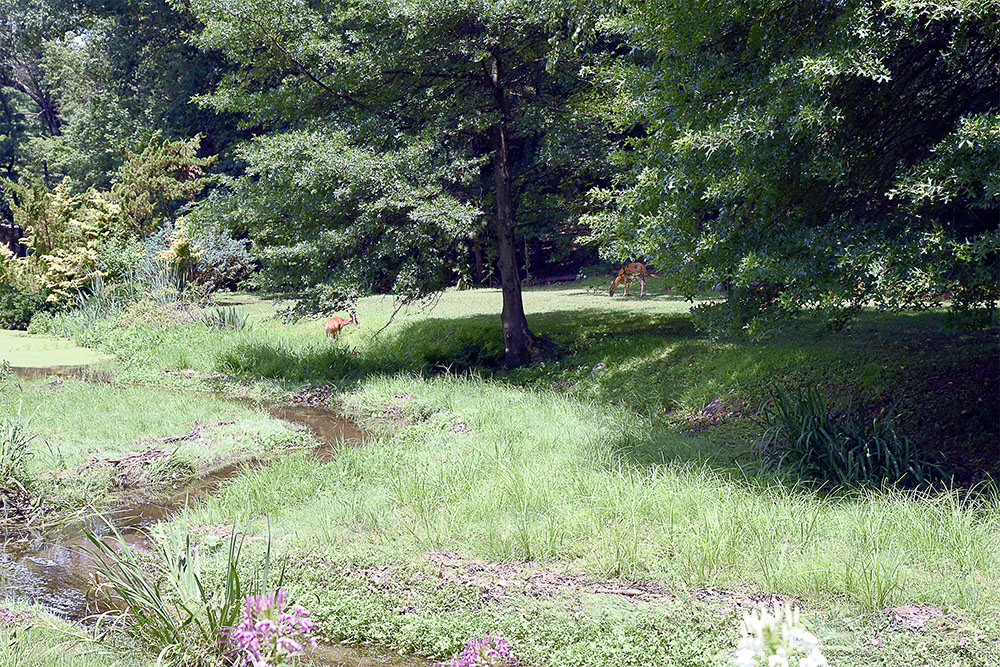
[332,551,796,616]
[188,523,267,544]
[163,368,231,382]
[133,419,235,447]
[293,385,335,407]
[70,445,176,489]
[0,485,40,524]
[676,397,747,434]
[0,607,30,624]
[378,393,431,429]
[887,604,942,631]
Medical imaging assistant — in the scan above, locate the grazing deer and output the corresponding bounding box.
[325,312,359,339]
[609,262,652,297]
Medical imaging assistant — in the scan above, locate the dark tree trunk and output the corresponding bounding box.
[472,234,484,284]
[489,52,538,368]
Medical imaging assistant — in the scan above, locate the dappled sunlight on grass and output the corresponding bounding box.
[52,282,998,480]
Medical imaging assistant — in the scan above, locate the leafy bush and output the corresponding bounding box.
[0,286,49,330]
[757,387,942,489]
[690,282,792,341]
[150,221,253,299]
[200,306,249,331]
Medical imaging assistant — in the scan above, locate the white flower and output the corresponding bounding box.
[734,647,756,667]
[767,653,788,667]
[800,648,829,667]
[788,627,819,652]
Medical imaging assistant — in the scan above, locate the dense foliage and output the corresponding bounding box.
[179,0,616,365]
[1,0,997,349]
[1,136,215,302]
[590,0,999,336]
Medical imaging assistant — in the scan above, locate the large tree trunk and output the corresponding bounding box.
[472,234,484,285]
[489,52,538,368]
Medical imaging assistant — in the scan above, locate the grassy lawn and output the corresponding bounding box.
[11,282,998,665]
[163,373,999,666]
[57,280,997,478]
[0,376,313,515]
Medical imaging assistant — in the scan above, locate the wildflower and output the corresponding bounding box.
[731,602,828,667]
[438,633,514,667]
[800,649,829,667]
[229,589,318,667]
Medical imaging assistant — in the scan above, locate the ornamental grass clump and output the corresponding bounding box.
[757,387,942,488]
[437,633,514,667]
[229,588,317,666]
[733,601,828,667]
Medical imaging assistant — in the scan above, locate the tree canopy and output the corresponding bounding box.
[590,0,999,336]
[181,0,613,365]
[0,0,996,354]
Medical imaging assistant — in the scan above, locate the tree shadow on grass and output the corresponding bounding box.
[209,304,997,483]
[211,307,702,385]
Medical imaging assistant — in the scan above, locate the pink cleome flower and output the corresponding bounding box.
[229,588,318,666]
[437,633,514,667]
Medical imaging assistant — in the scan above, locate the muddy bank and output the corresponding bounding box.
[0,397,360,619]
[1,458,254,618]
[0,393,428,666]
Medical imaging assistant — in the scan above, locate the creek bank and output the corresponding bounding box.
[0,389,430,666]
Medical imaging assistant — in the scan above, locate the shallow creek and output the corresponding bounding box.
[0,382,428,666]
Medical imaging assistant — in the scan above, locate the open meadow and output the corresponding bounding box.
[2,283,997,666]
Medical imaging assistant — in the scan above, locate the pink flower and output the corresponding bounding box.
[438,633,514,667]
[228,588,318,666]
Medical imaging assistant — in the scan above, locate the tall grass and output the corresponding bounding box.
[199,306,249,331]
[0,406,35,495]
[176,375,1000,615]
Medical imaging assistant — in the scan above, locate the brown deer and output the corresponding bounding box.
[325,312,359,339]
[609,263,653,297]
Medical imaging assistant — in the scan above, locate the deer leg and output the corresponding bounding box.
[639,275,646,297]
[624,277,630,297]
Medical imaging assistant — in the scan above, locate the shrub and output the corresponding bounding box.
[200,306,249,331]
[151,220,253,300]
[757,387,942,488]
[0,286,49,330]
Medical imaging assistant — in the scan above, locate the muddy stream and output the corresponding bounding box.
[0,378,428,666]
